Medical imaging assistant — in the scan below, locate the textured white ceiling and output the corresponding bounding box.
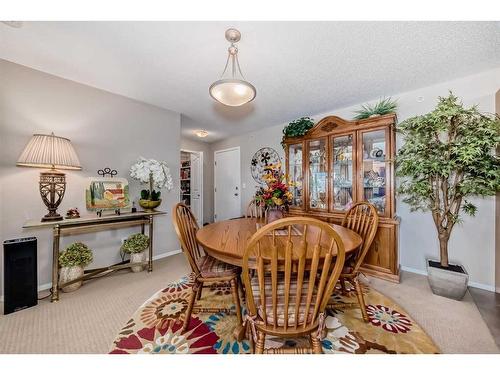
[1,21,499,142]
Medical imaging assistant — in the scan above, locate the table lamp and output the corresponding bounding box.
[17,133,82,222]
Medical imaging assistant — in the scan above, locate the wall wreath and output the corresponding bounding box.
[250,147,281,185]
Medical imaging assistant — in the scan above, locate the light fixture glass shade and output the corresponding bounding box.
[16,133,82,170]
[209,79,256,107]
[195,130,209,138]
[210,28,256,107]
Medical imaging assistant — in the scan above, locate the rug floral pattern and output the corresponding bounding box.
[110,273,439,354]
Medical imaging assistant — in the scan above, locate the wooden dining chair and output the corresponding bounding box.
[329,202,379,322]
[241,217,346,354]
[172,203,243,333]
[246,198,265,219]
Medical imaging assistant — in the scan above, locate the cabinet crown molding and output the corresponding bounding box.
[283,113,397,143]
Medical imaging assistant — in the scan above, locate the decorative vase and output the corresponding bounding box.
[59,266,84,293]
[266,208,284,224]
[139,199,162,212]
[130,252,147,272]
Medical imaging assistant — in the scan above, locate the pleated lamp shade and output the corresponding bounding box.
[17,133,82,170]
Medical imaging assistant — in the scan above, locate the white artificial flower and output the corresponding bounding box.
[130,157,173,191]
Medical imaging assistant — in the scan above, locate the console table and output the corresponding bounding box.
[23,211,166,302]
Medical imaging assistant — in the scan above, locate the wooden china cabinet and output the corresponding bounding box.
[284,114,400,282]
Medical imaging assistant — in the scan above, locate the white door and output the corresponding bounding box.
[214,147,241,221]
[190,152,203,227]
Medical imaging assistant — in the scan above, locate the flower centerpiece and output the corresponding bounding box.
[121,233,150,272]
[130,157,173,212]
[255,162,293,223]
[58,242,93,293]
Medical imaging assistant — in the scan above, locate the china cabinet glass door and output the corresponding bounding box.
[331,134,354,212]
[359,128,389,215]
[308,138,328,210]
[288,143,304,208]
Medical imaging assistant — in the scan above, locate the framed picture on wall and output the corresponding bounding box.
[85,177,131,211]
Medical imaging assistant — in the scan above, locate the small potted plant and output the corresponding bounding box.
[130,157,173,212]
[58,242,93,292]
[281,117,315,148]
[255,162,294,223]
[121,233,150,272]
[353,97,398,120]
[397,92,499,300]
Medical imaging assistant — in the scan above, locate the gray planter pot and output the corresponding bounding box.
[59,266,84,293]
[426,259,469,300]
[130,251,146,273]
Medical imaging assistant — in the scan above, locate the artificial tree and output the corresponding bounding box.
[397,92,500,268]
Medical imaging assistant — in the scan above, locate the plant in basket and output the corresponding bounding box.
[255,162,294,223]
[121,233,150,272]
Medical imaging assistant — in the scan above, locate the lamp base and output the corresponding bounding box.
[41,212,63,222]
[39,170,66,222]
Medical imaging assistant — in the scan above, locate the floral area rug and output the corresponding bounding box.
[109,274,439,354]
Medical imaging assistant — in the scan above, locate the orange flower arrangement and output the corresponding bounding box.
[255,162,293,210]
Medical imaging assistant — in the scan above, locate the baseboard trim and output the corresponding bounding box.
[468,281,496,292]
[400,265,496,292]
[400,265,428,276]
[153,249,182,261]
[0,249,183,302]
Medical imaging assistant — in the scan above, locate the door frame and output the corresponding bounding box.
[180,149,203,226]
[214,146,241,222]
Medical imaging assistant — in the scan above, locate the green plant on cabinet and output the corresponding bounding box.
[281,117,315,148]
[353,97,398,120]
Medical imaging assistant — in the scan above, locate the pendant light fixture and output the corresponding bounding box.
[195,130,209,138]
[209,28,256,107]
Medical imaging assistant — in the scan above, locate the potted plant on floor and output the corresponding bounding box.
[59,242,93,292]
[121,233,150,272]
[396,92,500,300]
[130,157,173,212]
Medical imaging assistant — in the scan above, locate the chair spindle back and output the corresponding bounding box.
[246,199,265,219]
[172,203,204,274]
[341,202,379,273]
[242,217,345,333]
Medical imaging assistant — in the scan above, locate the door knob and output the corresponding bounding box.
[234,193,239,196]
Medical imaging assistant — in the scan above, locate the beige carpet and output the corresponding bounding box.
[0,254,498,354]
[0,254,190,354]
[367,272,499,354]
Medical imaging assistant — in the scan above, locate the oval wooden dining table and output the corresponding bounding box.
[196,217,362,341]
[196,217,363,268]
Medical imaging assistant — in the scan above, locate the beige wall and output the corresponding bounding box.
[0,60,182,296]
[211,67,500,290]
